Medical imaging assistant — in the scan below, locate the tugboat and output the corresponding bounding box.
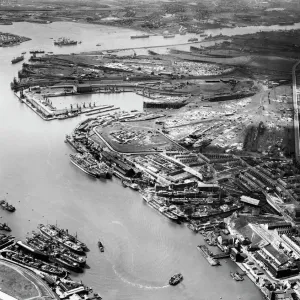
[169,273,183,286]
[98,240,104,252]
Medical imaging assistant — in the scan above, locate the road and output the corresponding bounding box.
[292,60,300,162]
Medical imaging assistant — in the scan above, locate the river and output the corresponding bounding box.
[0,20,289,300]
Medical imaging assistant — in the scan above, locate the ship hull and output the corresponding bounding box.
[39,227,86,255]
[70,159,98,178]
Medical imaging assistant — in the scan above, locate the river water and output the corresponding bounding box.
[1,20,294,300]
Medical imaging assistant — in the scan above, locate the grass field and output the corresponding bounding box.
[0,261,55,300]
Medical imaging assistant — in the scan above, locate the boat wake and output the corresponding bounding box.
[112,264,169,290]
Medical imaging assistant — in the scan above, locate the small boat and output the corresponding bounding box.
[96,43,101,46]
[21,51,26,55]
[169,273,183,286]
[98,240,104,252]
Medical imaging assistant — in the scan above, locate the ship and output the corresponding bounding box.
[197,245,220,266]
[0,234,15,249]
[0,223,11,232]
[16,240,49,260]
[46,224,88,252]
[169,273,183,286]
[168,205,188,220]
[31,232,86,267]
[123,181,139,191]
[130,35,150,39]
[148,50,158,55]
[29,50,45,54]
[163,34,175,38]
[70,154,99,178]
[188,38,198,42]
[98,240,104,252]
[38,224,86,255]
[11,55,24,64]
[3,249,67,277]
[54,38,78,46]
[158,206,179,221]
[0,200,15,212]
[49,253,82,273]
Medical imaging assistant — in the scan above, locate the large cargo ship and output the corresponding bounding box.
[16,240,49,260]
[3,248,67,277]
[31,232,86,267]
[70,154,99,178]
[11,55,24,64]
[38,224,86,255]
[49,253,82,272]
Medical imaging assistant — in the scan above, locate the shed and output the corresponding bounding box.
[77,84,92,93]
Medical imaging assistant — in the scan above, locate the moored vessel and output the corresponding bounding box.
[38,224,86,255]
[70,154,98,178]
[130,35,150,39]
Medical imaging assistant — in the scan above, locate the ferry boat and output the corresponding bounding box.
[70,154,99,178]
[130,34,150,39]
[169,273,183,286]
[11,55,24,64]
